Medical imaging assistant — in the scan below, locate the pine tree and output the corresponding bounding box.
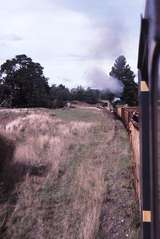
[110,55,138,106]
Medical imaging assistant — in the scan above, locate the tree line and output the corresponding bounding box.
[0,54,138,108]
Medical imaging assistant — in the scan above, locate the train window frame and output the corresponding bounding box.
[138,18,149,85]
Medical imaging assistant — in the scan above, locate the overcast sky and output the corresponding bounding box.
[0,0,145,88]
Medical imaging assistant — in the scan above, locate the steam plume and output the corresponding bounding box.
[87,67,123,95]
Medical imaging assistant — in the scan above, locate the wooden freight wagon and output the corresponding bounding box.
[115,105,124,118]
[121,107,139,129]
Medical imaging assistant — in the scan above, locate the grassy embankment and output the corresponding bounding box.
[0,107,139,239]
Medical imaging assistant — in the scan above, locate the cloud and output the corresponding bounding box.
[0,0,145,88]
[90,23,125,60]
[0,0,94,85]
[62,78,71,83]
[0,34,22,42]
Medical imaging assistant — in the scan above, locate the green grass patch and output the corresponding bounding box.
[52,108,102,122]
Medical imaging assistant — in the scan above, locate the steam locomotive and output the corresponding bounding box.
[138,0,160,238]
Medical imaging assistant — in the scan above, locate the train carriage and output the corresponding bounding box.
[138,0,160,238]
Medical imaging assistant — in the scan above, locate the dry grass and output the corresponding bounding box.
[0,108,138,239]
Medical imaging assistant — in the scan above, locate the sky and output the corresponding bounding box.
[0,0,145,89]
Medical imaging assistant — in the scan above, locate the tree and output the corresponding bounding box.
[70,86,100,104]
[50,84,71,108]
[70,86,86,102]
[0,54,50,107]
[110,55,138,106]
[100,90,115,102]
[84,88,100,104]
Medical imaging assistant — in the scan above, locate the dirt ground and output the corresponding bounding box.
[0,107,140,239]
